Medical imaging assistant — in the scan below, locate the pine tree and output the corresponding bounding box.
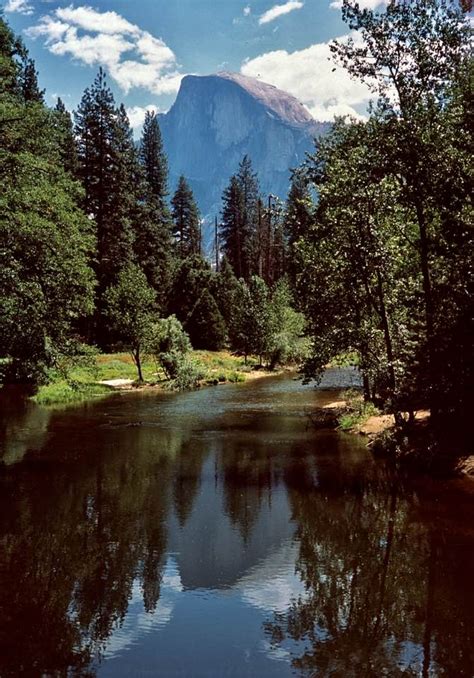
[186,288,226,350]
[212,257,241,334]
[75,69,137,340]
[171,175,201,258]
[285,169,314,289]
[53,97,78,175]
[136,110,174,308]
[19,56,44,103]
[140,110,169,212]
[220,175,243,278]
[0,16,95,381]
[220,155,260,280]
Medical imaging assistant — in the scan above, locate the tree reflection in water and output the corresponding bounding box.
[0,385,473,677]
[0,416,204,677]
[264,453,474,677]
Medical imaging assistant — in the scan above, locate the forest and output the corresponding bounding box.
[0,0,472,461]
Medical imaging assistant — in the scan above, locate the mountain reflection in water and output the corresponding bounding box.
[0,371,473,677]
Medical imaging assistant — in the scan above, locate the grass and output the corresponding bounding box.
[337,389,380,431]
[338,402,380,431]
[32,350,264,407]
[33,380,113,406]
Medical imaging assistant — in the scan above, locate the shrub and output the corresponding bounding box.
[146,316,191,380]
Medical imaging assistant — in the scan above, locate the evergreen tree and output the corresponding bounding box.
[171,175,201,258]
[136,110,174,307]
[168,254,211,323]
[284,169,314,290]
[140,110,169,213]
[0,16,95,381]
[220,155,260,280]
[53,97,78,175]
[19,55,44,103]
[212,257,241,335]
[186,289,227,350]
[220,175,243,277]
[75,69,137,340]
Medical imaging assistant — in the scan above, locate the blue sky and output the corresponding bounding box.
[4,0,387,130]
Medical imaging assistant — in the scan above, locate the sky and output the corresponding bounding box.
[3,0,389,132]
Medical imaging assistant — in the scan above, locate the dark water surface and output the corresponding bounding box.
[0,371,473,677]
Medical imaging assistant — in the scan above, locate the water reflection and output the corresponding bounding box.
[0,374,473,677]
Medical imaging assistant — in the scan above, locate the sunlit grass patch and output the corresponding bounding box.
[33,380,113,406]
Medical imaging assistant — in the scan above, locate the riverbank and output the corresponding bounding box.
[33,350,281,406]
[316,397,473,478]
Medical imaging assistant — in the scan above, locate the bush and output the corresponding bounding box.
[167,359,204,391]
[146,316,191,380]
[338,390,380,431]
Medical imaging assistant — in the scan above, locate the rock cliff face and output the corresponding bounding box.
[159,72,329,243]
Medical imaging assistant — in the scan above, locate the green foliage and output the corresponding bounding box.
[338,390,380,431]
[171,175,201,258]
[136,109,174,306]
[168,254,211,321]
[33,381,112,407]
[104,265,156,380]
[186,289,227,351]
[145,315,191,380]
[220,155,260,281]
[167,359,204,392]
[266,279,308,368]
[0,15,96,382]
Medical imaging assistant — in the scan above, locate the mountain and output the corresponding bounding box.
[159,72,329,245]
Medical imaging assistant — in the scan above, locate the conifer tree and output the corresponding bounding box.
[284,169,314,289]
[171,175,201,258]
[220,155,260,280]
[0,16,95,380]
[186,289,226,350]
[74,70,137,340]
[212,257,241,334]
[53,97,78,176]
[136,110,174,307]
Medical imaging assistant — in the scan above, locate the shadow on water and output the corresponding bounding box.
[0,371,473,677]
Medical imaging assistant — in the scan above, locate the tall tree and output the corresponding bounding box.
[136,110,174,307]
[284,169,314,291]
[220,155,260,280]
[330,0,472,418]
[53,97,78,175]
[171,175,201,258]
[75,69,137,341]
[0,16,95,381]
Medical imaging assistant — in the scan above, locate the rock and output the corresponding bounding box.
[159,72,330,245]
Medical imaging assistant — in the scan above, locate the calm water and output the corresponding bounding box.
[0,371,473,677]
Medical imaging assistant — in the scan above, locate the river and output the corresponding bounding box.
[0,371,473,677]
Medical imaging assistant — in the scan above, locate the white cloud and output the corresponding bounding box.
[330,0,388,9]
[243,5,251,16]
[27,5,184,96]
[5,0,34,15]
[241,34,373,121]
[126,104,159,131]
[259,1,303,25]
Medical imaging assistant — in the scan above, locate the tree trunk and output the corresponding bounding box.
[135,347,143,382]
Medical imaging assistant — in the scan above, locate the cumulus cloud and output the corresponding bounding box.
[27,5,184,96]
[126,104,159,131]
[5,0,34,15]
[330,0,388,9]
[259,1,303,25]
[243,5,251,16]
[241,34,373,121]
